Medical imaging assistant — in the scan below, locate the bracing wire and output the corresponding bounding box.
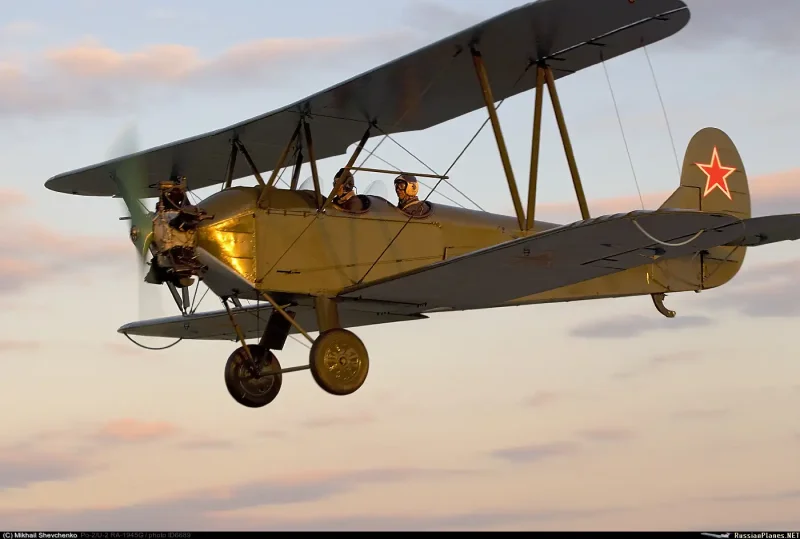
[643,45,681,177]
[602,55,645,210]
[374,125,486,212]
[124,332,183,350]
[255,51,462,285]
[360,143,468,208]
[357,61,534,284]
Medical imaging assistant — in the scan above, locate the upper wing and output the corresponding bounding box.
[339,210,746,310]
[45,0,689,198]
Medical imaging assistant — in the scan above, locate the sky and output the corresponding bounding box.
[1,0,800,531]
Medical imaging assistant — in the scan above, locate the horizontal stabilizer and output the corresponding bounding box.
[725,214,800,247]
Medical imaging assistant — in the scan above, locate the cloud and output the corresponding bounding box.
[672,408,730,421]
[0,467,474,530]
[0,436,99,491]
[0,340,40,353]
[0,21,41,39]
[577,428,636,443]
[668,0,800,53]
[490,425,639,466]
[523,391,560,408]
[0,188,30,208]
[0,192,129,296]
[613,351,704,379]
[232,506,617,531]
[703,258,800,318]
[256,429,288,439]
[490,441,579,464]
[102,342,153,357]
[300,412,375,429]
[703,488,800,504]
[569,314,713,339]
[0,420,231,493]
[0,450,95,491]
[403,1,486,35]
[0,31,409,117]
[175,438,236,451]
[95,418,179,443]
[145,8,178,21]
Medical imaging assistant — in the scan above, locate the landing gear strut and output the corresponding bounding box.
[220,294,370,409]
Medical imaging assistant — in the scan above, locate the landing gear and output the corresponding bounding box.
[220,294,370,409]
[224,344,283,408]
[309,329,370,396]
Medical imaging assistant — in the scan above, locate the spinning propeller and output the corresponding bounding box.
[108,124,187,319]
[109,125,153,264]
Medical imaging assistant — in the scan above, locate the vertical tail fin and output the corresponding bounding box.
[659,127,749,289]
[660,127,751,218]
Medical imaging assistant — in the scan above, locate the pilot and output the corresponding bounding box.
[331,168,366,212]
[394,173,429,217]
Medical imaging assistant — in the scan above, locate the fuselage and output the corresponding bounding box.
[195,185,553,294]
[193,185,736,311]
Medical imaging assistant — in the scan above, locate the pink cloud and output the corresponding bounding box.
[46,40,201,81]
[0,194,129,295]
[0,31,408,116]
[0,340,40,352]
[96,418,179,443]
[531,168,800,223]
[0,188,30,208]
[523,391,560,408]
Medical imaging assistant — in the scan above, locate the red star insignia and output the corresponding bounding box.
[695,146,736,200]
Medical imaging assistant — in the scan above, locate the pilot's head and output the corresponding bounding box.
[333,168,355,200]
[394,173,419,201]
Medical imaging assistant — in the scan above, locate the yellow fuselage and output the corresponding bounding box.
[195,185,741,310]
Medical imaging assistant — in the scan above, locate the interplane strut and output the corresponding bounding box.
[471,51,592,232]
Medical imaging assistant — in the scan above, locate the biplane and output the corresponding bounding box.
[45,0,800,409]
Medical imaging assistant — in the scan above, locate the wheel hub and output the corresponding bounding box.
[224,344,283,408]
[237,354,275,396]
[323,344,361,383]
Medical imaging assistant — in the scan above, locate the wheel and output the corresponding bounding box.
[309,329,369,396]
[224,344,282,408]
